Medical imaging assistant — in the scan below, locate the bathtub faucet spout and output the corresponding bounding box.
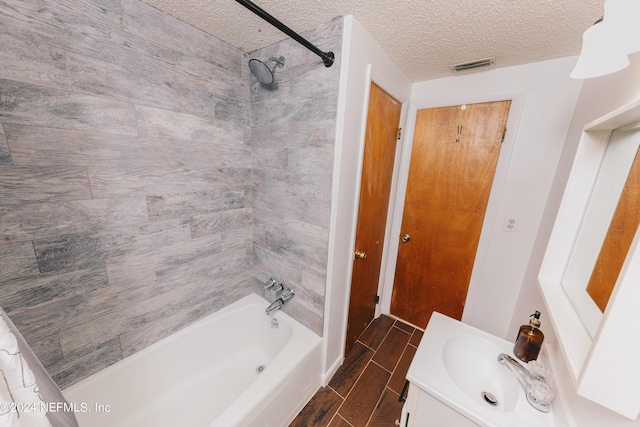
[265,285,295,315]
[265,298,284,315]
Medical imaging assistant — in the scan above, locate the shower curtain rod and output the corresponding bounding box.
[234,0,335,67]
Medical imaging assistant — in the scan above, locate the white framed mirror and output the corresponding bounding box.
[562,125,640,337]
[539,97,640,419]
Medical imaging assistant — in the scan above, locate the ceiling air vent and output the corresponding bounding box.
[450,57,496,75]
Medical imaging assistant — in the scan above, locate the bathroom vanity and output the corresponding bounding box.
[399,312,567,427]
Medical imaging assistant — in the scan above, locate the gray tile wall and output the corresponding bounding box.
[0,0,254,388]
[0,0,342,389]
[250,18,343,335]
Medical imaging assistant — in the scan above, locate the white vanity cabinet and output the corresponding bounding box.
[400,382,479,427]
[399,312,567,427]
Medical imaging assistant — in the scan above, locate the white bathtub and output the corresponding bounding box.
[63,293,322,427]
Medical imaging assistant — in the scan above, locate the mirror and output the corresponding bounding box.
[562,127,640,336]
[539,97,640,419]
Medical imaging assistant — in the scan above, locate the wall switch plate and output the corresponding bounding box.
[504,217,517,232]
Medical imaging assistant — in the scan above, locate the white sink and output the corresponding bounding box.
[442,333,520,412]
[407,312,568,427]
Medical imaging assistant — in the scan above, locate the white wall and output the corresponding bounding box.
[322,14,412,382]
[382,58,583,339]
[511,53,640,426]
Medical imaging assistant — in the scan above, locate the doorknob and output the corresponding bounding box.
[354,250,367,259]
[401,234,411,243]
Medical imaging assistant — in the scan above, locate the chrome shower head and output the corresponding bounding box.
[249,56,285,85]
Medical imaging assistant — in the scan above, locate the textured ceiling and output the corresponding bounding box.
[141,0,605,82]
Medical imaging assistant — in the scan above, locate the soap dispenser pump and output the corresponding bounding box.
[514,311,544,362]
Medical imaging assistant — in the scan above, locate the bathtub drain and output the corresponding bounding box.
[256,365,266,374]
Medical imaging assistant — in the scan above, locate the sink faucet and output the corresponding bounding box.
[497,353,554,413]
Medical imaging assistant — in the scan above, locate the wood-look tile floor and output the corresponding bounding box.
[290,315,424,427]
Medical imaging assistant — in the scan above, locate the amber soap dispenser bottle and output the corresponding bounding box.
[514,311,544,362]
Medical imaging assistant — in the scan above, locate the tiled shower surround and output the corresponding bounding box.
[0,0,342,388]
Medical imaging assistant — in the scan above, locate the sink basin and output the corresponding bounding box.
[442,333,519,412]
[407,312,567,427]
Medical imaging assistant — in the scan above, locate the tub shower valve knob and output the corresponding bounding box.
[280,287,295,301]
[264,278,277,290]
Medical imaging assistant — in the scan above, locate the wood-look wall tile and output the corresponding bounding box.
[287,145,335,176]
[57,282,199,361]
[51,337,123,390]
[0,268,109,314]
[0,0,123,52]
[104,233,223,289]
[215,97,250,125]
[222,227,253,254]
[5,0,123,37]
[64,51,179,110]
[283,282,324,326]
[0,241,39,283]
[252,207,284,248]
[33,219,191,273]
[120,0,242,74]
[0,32,72,91]
[3,124,132,166]
[262,225,327,276]
[66,48,241,120]
[24,333,64,373]
[190,208,251,239]
[4,124,250,169]
[146,189,248,221]
[154,248,242,295]
[251,147,288,170]
[251,90,338,127]
[0,79,138,135]
[0,125,11,164]
[0,165,91,204]
[59,283,204,368]
[88,166,250,198]
[176,52,249,101]
[220,270,254,303]
[8,276,162,340]
[1,0,340,389]
[135,104,242,144]
[0,196,148,243]
[251,122,335,150]
[253,245,302,284]
[204,255,253,298]
[252,174,331,228]
[119,294,225,357]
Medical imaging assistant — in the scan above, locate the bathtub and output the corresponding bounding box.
[63,293,322,427]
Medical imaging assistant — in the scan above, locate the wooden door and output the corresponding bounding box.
[345,83,402,354]
[390,101,511,328]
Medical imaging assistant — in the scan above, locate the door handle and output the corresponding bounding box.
[354,250,367,259]
[401,234,410,243]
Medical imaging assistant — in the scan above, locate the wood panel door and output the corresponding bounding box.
[390,101,511,328]
[345,83,402,354]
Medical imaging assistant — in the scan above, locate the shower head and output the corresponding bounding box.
[249,56,285,85]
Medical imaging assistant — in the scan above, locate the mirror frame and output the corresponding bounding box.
[539,97,640,420]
